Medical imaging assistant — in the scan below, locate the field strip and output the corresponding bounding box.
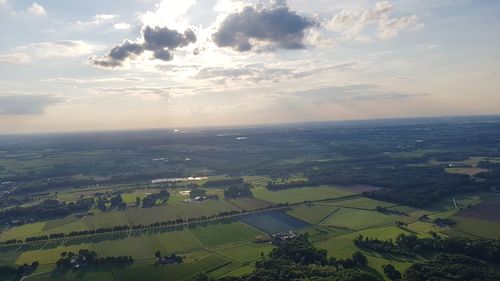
[316,207,340,225]
[1,194,364,247]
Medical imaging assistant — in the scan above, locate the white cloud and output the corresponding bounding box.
[140,0,197,30]
[28,2,46,16]
[75,14,117,27]
[113,22,131,30]
[326,1,423,42]
[0,41,98,63]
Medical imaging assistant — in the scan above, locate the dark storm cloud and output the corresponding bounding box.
[0,94,62,115]
[91,26,196,68]
[213,5,317,52]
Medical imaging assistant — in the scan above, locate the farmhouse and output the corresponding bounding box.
[270,231,297,245]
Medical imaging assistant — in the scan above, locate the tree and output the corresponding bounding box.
[382,264,401,280]
[110,195,123,209]
[155,251,162,259]
[352,251,367,266]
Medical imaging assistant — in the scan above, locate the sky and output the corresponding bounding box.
[0,0,499,134]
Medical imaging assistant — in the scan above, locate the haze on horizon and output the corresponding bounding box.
[0,0,499,134]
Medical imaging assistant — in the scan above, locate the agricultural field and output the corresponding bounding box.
[114,255,231,281]
[2,118,500,280]
[0,221,263,267]
[252,185,356,204]
[287,204,339,224]
[320,208,397,230]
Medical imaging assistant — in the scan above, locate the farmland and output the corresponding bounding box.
[1,117,500,280]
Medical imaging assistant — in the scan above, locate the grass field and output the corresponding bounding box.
[225,198,273,210]
[287,204,339,224]
[320,208,397,230]
[114,254,230,281]
[322,197,397,210]
[313,226,420,278]
[25,269,116,281]
[252,185,356,204]
[0,221,263,266]
[447,216,500,240]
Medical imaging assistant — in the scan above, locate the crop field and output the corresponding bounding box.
[252,185,356,204]
[457,200,500,222]
[322,197,397,210]
[225,198,273,210]
[114,254,231,281]
[25,269,116,281]
[239,211,310,234]
[0,221,263,266]
[286,204,339,224]
[320,208,396,230]
[2,119,500,280]
[447,216,500,240]
[209,242,273,263]
[313,226,420,277]
[0,200,245,239]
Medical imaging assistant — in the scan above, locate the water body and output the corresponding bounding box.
[239,211,309,234]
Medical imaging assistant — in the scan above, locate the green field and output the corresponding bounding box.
[25,269,116,281]
[252,185,356,204]
[287,204,339,224]
[312,226,427,278]
[114,254,230,281]
[446,216,500,240]
[320,208,397,230]
[0,221,263,266]
[326,197,398,210]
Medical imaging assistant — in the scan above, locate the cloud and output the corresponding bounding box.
[90,26,196,68]
[0,41,98,63]
[0,94,62,115]
[27,2,46,16]
[195,61,359,83]
[212,4,317,52]
[326,1,423,42]
[75,14,117,27]
[113,22,131,30]
[286,84,428,104]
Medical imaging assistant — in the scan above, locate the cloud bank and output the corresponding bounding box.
[0,94,62,115]
[91,26,196,68]
[326,1,423,42]
[212,5,317,52]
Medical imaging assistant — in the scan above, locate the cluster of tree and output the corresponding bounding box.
[433,217,456,226]
[0,198,94,225]
[266,180,314,191]
[189,234,379,281]
[0,196,30,209]
[223,184,253,199]
[353,235,415,257]
[139,189,170,208]
[56,249,133,271]
[0,262,39,281]
[382,264,402,281]
[203,178,244,188]
[154,251,183,265]
[355,234,500,264]
[375,206,408,216]
[190,189,207,198]
[404,253,500,281]
[304,156,485,207]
